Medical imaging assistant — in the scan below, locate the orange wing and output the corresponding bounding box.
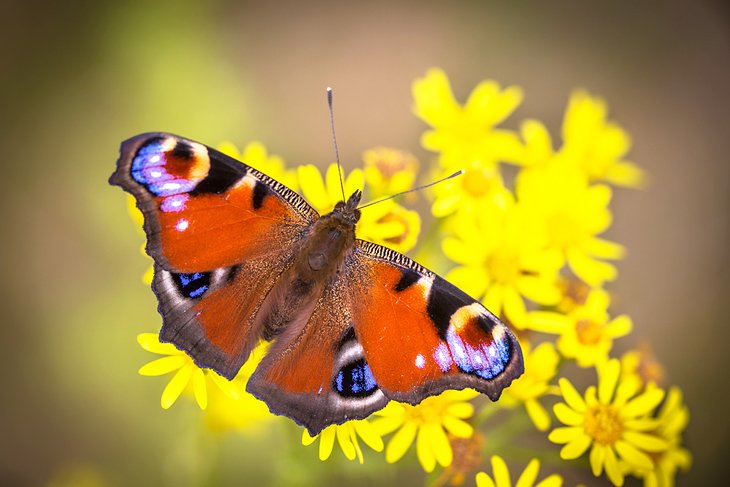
[110,133,319,377]
[347,241,524,403]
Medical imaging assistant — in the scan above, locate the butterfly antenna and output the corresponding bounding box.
[327,87,346,202]
[358,170,464,210]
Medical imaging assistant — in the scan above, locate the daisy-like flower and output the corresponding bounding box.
[301,419,384,464]
[549,359,669,486]
[362,146,418,199]
[412,68,523,171]
[517,164,625,286]
[628,386,692,487]
[138,332,247,410]
[217,140,299,191]
[443,198,563,328]
[372,389,478,473]
[298,163,421,253]
[529,289,632,367]
[560,91,646,188]
[476,456,563,487]
[498,341,560,431]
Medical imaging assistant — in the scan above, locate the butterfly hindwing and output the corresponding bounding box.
[247,278,388,435]
[347,241,524,403]
[111,133,319,377]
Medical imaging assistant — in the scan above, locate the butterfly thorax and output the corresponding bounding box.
[258,190,362,341]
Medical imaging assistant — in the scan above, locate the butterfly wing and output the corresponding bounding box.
[347,240,524,404]
[110,133,319,378]
[247,276,388,435]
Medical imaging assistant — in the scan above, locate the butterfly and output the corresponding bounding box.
[110,132,524,435]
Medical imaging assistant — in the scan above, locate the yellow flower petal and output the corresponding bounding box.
[207,372,241,400]
[137,333,179,355]
[605,315,632,339]
[549,426,583,444]
[598,359,620,404]
[476,472,497,487]
[614,439,653,470]
[138,355,187,376]
[161,364,193,409]
[620,387,664,419]
[515,459,540,487]
[416,426,436,472]
[585,238,626,260]
[559,378,587,412]
[553,403,584,426]
[589,443,605,476]
[428,422,453,467]
[336,426,356,461]
[192,368,207,410]
[535,475,563,487]
[603,446,624,486]
[560,434,592,460]
[301,429,317,446]
[528,312,571,334]
[567,249,618,286]
[447,401,475,419]
[443,415,474,438]
[525,399,551,431]
[622,431,669,452]
[385,422,418,463]
[491,455,512,486]
[319,426,336,461]
[353,420,384,452]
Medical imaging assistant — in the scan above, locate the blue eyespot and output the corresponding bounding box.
[334,359,378,398]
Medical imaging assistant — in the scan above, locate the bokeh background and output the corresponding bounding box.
[1,0,728,485]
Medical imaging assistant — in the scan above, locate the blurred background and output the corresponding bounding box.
[1,0,728,485]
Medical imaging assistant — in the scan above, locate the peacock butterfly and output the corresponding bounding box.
[110,128,524,435]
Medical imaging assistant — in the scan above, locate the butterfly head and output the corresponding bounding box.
[332,190,362,226]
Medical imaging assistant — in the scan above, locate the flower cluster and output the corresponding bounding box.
[127,69,690,485]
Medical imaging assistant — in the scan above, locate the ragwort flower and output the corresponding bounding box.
[137,333,243,409]
[430,163,512,218]
[443,198,562,328]
[362,146,418,198]
[498,341,560,431]
[517,165,625,286]
[413,68,523,171]
[560,91,646,188]
[529,289,632,367]
[302,419,384,464]
[549,359,669,486]
[373,390,478,472]
[476,456,563,487]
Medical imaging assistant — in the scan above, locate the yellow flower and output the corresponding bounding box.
[413,68,523,171]
[202,344,274,434]
[362,146,418,198]
[476,456,563,487]
[137,332,245,410]
[628,387,692,487]
[372,390,477,472]
[298,163,421,252]
[529,289,632,367]
[549,359,669,486]
[560,91,646,188]
[517,165,625,285]
[443,198,563,328]
[499,341,560,431]
[218,141,299,191]
[301,419,384,464]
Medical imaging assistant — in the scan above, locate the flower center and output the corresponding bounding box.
[584,404,623,445]
[486,249,520,284]
[461,168,497,198]
[576,319,603,345]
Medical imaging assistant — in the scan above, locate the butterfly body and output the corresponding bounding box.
[112,132,524,434]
